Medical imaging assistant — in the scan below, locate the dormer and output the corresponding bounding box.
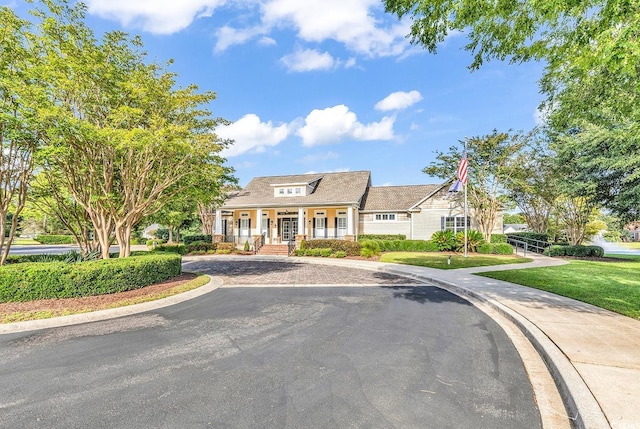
[271,177,321,198]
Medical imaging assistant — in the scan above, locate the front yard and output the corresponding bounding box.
[478,257,640,319]
[378,252,531,270]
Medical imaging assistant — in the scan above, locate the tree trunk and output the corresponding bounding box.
[168,226,174,243]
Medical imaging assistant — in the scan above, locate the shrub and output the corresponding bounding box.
[586,245,604,257]
[565,245,591,257]
[187,242,217,253]
[431,230,456,251]
[304,240,361,256]
[358,234,406,241]
[183,234,213,245]
[456,230,485,252]
[243,241,251,252]
[334,251,346,258]
[477,243,514,254]
[216,249,231,254]
[0,253,181,303]
[146,239,165,247]
[34,235,76,245]
[299,240,307,251]
[360,240,380,258]
[490,234,508,243]
[154,244,189,255]
[508,232,550,242]
[217,242,235,252]
[543,245,567,257]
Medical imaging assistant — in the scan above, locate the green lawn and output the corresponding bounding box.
[478,259,640,319]
[10,238,40,245]
[379,252,531,270]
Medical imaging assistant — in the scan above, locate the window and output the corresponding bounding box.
[295,187,301,194]
[278,189,284,195]
[442,216,470,233]
[374,213,396,221]
[287,188,293,194]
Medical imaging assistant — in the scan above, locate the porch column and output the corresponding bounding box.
[347,206,354,235]
[214,209,222,235]
[298,208,305,236]
[256,208,262,235]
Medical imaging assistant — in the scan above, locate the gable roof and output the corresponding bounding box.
[222,171,371,208]
[361,185,442,212]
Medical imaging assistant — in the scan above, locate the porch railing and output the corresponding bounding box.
[287,236,296,256]
[253,233,266,254]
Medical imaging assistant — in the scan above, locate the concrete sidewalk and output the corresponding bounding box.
[294,254,639,429]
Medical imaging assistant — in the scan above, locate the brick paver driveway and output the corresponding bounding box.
[184,258,423,285]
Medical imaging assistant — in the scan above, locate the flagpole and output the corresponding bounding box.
[464,138,468,258]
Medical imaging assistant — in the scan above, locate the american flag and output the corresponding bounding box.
[458,152,468,185]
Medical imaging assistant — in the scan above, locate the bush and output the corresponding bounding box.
[477,243,514,254]
[455,230,485,252]
[334,251,346,258]
[586,245,604,257]
[358,234,406,241]
[216,242,235,252]
[360,240,380,258]
[304,240,361,256]
[508,232,550,242]
[183,234,213,245]
[187,242,217,253]
[146,239,165,247]
[490,234,508,243]
[430,230,456,251]
[34,235,76,245]
[154,244,189,255]
[565,245,591,257]
[543,245,566,257]
[243,241,251,252]
[0,253,182,303]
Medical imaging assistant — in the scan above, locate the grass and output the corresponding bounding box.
[0,273,210,323]
[379,252,531,270]
[11,238,40,245]
[478,260,640,320]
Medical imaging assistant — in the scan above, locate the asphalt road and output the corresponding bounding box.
[0,262,542,428]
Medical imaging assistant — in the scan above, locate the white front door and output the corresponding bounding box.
[315,217,326,238]
[240,218,250,237]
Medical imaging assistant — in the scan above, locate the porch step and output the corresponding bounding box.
[257,244,291,256]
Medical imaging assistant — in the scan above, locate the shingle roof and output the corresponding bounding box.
[222,171,371,208]
[361,185,441,211]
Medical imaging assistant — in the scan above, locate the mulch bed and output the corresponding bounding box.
[0,273,198,316]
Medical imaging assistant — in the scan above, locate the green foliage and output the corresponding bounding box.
[508,232,550,243]
[490,234,508,243]
[430,230,456,251]
[304,240,361,256]
[334,251,346,258]
[34,235,75,244]
[243,241,251,252]
[455,230,485,252]
[543,245,566,257]
[146,239,165,247]
[186,242,217,253]
[182,234,213,244]
[503,213,526,224]
[358,234,406,240]
[154,244,189,255]
[359,240,380,258]
[373,239,439,252]
[0,253,181,302]
[477,243,514,255]
[299,240,307,251]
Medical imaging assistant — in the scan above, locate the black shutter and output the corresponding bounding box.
[312,218,316,238]
[324,217,328,238]
[334,217,337,238]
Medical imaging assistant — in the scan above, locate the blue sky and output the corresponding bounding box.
[10,0,545,187]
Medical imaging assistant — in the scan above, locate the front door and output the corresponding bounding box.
[282,218,298,242]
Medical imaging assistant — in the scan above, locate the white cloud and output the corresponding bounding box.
[217,114,290,157]
[375,90,423,111]
[85,0,226,34]
[305,168,351,174]
[296,105,394,146]
[258,36,277,46]
[215,25,267,52]
[261,0,410,58]
[281,48,335,72]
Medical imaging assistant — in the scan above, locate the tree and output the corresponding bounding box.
[0,7,44,264]
[424,130,525,241]
[503,135,559,234]
[32,0,233,258]
[384,0,640,220]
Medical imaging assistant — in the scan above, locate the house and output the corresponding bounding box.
[214,171,503,247]
[503,224,529,234]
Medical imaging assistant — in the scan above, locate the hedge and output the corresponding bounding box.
[34,235,76,245]
[183,234,213,245]
[367,239,439,252]
[490,234,508,243]
[507,232,550,242]
[477,243,514,255]
[0,253,182,303]
[154,244,189,255]
[358,234,406,241]
[542,244,604,257]
[303,240,361,256]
